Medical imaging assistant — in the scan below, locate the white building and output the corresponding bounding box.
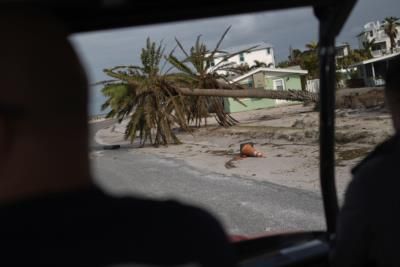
[335,42,351,59]
[358,20,400,57]
[208,41,275,74]
[335,42,351,69]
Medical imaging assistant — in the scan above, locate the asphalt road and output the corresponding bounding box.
[89,118,116,148]
[91,142,325,236]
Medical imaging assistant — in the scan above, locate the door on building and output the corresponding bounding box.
[273,79,288,104]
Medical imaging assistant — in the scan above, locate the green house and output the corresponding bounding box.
[224,67,308,113]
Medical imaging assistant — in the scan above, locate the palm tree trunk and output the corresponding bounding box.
[390,37,395,54]
[175,87,318,103]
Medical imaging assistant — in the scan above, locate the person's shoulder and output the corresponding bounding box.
[100,194,234,266]
[100,191,223,228]
[347,134,400,201]
[351,134,400,180]
[105,192,204,215]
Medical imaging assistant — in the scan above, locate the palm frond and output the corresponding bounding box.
[91,79,119,86]
[98,38,191,146]
[209,26,231,59]
[174,37,190,58]
[168,54,196,77]
[212,45,258,70]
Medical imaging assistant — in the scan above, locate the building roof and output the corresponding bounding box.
[231,67,308,83]
[336,42,350,48]
[358,19,400,36]
[219,41,273,55]
[284,65,303,70]
[349,52,400,67]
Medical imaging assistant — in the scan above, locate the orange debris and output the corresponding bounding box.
[240,143,264,158]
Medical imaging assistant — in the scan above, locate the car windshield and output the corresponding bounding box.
[71,1,399,237]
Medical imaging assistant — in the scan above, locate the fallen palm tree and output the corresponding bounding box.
[175,87,319,103]
[99,38,189,146]
[176,87,386,109]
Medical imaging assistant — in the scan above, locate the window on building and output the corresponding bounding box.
[369,31,373,37]
[336,48,344,57]
[247,79,254,88]
[239,53,245,62]
[372,42,387,51]
[211,60,215,66]
[273,79,285,90]
[266,48,271,55]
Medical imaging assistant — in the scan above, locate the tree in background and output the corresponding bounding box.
[277,42,319,79]
[336,49,370,71]
[361,38,375,58]
[289,48,303,65]
[305,41,319,52]
[249,60,267,70]
[278,48,302,68]
[383,16,400,53]
[279,40,374,82]
[232,63,251,74]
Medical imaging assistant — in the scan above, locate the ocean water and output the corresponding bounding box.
[89,86,107,116]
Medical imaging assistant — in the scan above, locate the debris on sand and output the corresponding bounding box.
[224,143,266,169]
[225,156,242,169]
[240,143,264,157]
[335,131,370,144]
[206,149,235,156]
[291,118,317,129]
[337,148,370,161]
[291,119,306,129]
[336,87,385,109]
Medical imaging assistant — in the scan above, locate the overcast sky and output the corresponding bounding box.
[70,0,400,115]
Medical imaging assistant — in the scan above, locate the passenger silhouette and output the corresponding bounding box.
[0,9,235,267]
[335,55,400,267]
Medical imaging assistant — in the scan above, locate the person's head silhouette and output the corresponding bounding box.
[385,55,400,132]
[0,10,91,203]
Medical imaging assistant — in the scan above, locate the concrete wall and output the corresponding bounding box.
[224,97,276,113]
[253,72,265,88]
[224,73,303,113]
[283,75,303,90]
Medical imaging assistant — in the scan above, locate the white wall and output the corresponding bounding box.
[336,45,350,58]
[241,49,275,67]
[210,48,275,74]
[306,79,320,93]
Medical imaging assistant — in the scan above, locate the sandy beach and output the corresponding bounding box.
[95,103,393,199]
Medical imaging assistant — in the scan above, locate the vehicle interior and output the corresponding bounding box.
[1,0,359,266]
